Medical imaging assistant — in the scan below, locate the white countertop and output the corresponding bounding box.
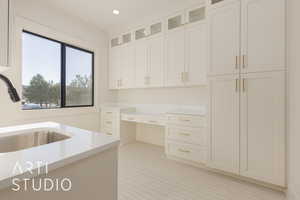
[101,103,207,116]
[0,122,119,190]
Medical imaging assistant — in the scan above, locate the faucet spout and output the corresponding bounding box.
[0,74,20,103]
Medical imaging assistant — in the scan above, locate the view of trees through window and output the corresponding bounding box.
[22,31,94,110]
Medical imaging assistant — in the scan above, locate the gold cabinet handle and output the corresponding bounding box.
[235,56,239,69]
[181,72,184,82]
[106,112,113,114]
[178,148,190,153]
[179,133,191,136]
[235,79,240,92]
[148,120,157,123]
[242,55,246,69]
[242,78,246,92]
[180,118,191,122]
[106,121,112,124]
[128,117,135,121]
[106,132,113,135]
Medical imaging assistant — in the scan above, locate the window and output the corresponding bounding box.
[22,31,94,110]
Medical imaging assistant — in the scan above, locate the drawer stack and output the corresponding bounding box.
[165,114,207,164]
[101,109,118,137]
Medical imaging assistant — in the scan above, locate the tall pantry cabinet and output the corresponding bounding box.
[207,0,286,187]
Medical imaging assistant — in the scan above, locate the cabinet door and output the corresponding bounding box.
[135,41,148,88]
[185,22,207,86]
[109,47,121,89]
[0,0,9,67]
[167,11,186,31]
[241,0,285,73]
[208,0,241,75]
[148,35,164,87]
[240,71,285,186]
[120,44,135,89]
[165,28,185,87]
[208,74,240,174]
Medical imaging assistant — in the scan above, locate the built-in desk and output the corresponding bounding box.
[100,105,207,165]
[121,112,166,126]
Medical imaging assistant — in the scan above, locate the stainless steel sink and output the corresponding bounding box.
[0,131,70,153]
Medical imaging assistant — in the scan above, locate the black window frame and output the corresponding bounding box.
[22,30,95,109]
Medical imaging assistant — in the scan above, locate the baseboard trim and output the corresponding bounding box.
[287,185,300,200]
[167,155,286,192]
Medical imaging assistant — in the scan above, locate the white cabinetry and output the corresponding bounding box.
[0,0,9,70]
[165,28,185,86]
[208,0,240,75]
[135,33,164,88]
[109,4,207,89]
[165,5,207,87]
[241,0,285,73]
[240,71,285,186]
[208,0,285,75]
[109,33,135,89]
[101,106,136,145]
[166,114,207,164]
[207,75,240,174]
[208,0,286,187]
[119,43,135,89]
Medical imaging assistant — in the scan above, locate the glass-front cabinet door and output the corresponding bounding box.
[186,6,206,24]
[135,27,149,40]
[150,22,162,36]
[122,33,132,44]
[167,12,185,31]
[111,37,120,48]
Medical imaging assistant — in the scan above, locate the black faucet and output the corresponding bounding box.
[0,74,20,103]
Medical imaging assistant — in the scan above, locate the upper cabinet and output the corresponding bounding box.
[135,21,164,88]
[208,0,240,76]
[165,4,207,87]
[0,0,10,69]
[241,0,285,73]
[109,3,207,89]
[208,0,285,75]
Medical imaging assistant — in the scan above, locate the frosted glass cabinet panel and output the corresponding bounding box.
[188,7,205,23]
[168,14,184,30]
[135,28,148,40]
[111,38,120,47]
[211,0,224,4]
[122,33,131,44]
[150,22,162,35]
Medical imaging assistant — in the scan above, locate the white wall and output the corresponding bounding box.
[287,0,300,199]
[117,87,208,106]
[0,0,117,131]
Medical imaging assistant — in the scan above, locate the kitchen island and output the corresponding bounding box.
[0,122,119,200]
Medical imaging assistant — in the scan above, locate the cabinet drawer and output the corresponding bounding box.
[167,114,206,127]
[102,111,115,120]
[141,115,166,126]
[166,142,206,163]
[103,120,114,130]
[121,114,139,122]
[166,126,206,146]
[102,127,113,136]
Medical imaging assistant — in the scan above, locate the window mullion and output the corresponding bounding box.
[61,44,66,108]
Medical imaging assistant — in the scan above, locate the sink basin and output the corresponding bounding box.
[0,131,70,153]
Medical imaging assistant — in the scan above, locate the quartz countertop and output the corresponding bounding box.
[0,122,119,190]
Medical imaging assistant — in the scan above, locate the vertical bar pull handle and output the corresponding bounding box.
[242,78,246,92]
[243,55,246,69]
[235,79,239,92]
[235,56,239,69]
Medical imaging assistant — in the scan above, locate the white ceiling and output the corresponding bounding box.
[43,0,203,34]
